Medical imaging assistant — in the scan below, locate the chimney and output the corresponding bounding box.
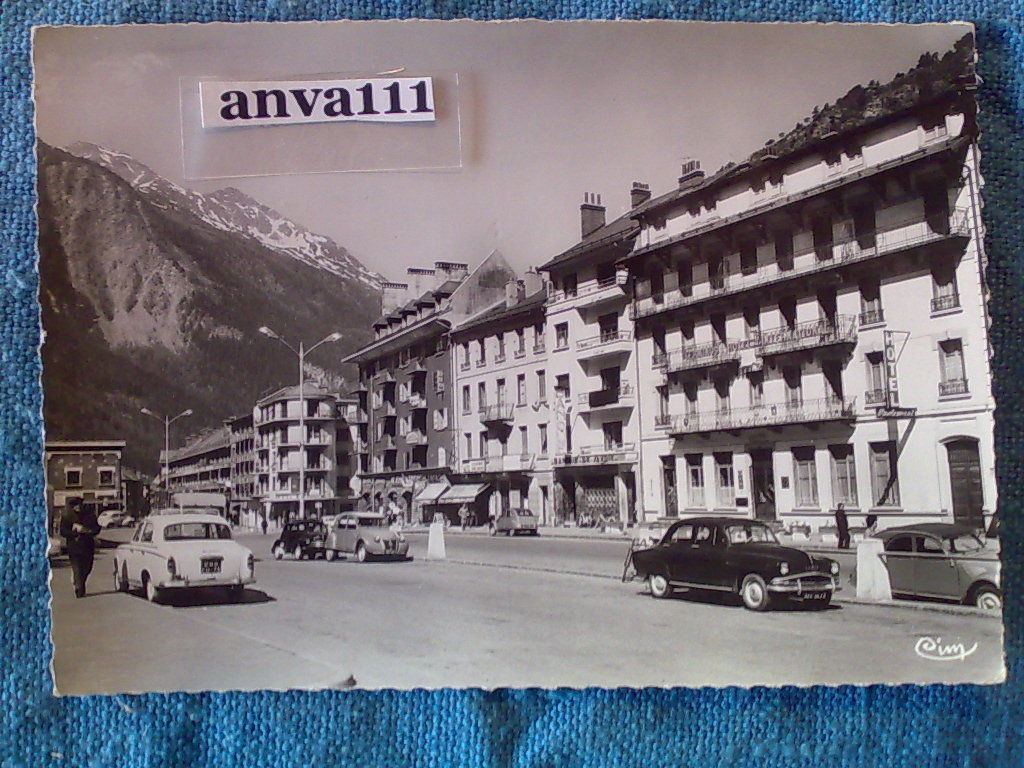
[580,192,606,239]
[381,281,409,313]
[505,278,525,308]
[678,158,705,188]
[630,181,651,208]
[405,267,437,297]
[434,261,469,285]
[522,266,544,296]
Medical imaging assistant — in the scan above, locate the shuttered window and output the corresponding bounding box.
[829,444,858,505]
[870,441,901,506]
[793,446,818,507]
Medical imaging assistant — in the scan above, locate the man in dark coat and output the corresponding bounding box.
[834,502,850,550]
[59,497,101,598]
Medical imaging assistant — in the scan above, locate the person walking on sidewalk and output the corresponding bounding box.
[834,502,850,549]
[459,503,470,531]
[59,497,101,598]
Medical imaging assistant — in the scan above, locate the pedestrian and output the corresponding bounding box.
[459,503,470,531]
[864,513,879,538]
[834,502,850,549]
[59,497,101,598]
[261,514,269,536]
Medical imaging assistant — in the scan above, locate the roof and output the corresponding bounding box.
[370,280,463,328]
[45,440,126,450]
[341,314,451,365]
[256,383,333,405]
[539,211,639,272]
[163,426,231,462]
[451,288,547,339]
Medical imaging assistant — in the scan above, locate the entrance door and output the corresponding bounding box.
[750,449,776,521]
[946,439,983,528]
[661,457,678,518]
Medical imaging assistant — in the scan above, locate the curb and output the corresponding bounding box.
[402,528,632,543]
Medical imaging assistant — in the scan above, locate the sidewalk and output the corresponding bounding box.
[402,524,633,541]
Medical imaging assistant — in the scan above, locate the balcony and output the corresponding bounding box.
[405,430,427,446]
[931,294,961,313]
[656,396,856,436]
[860,308,885,326]
[656,339,744,375]
[405,359,426,374]
[479,403,515,424]
[939,378,969,397]
[548,275,627,310]
[376,371,396,384]
[553,443,638,467]
[757,315,857,358]
[409,392,427,410]
[380,436,397,451]
[577,383,636,412]
[632,208,970,321]
[576,330,633,361]
[460,360,471,372]
[377,402,396,418]
[461,454,536,473]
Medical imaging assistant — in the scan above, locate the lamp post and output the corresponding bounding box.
[140,407,193,505]
[259,326,342,520]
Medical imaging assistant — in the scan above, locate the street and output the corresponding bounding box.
[52,532,1004,694]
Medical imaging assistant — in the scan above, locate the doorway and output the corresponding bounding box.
[661,456,678,518]
[946,438,984,528]
[750,448,776,521]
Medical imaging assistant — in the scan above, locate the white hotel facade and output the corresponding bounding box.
[624,85,993,531]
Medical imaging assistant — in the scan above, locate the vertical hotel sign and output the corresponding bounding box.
[883,330,899,407]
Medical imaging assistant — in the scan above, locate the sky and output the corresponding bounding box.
[33,20,970,282]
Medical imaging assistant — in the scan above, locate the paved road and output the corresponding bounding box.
[51,533,1003,694]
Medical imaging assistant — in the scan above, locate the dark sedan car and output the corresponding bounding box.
[630,517,840,611]
[271,519,327,560]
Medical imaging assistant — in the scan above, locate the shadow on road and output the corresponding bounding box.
[632,587,841,612]
[124,587,277,608]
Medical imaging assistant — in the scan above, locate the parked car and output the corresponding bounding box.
[630,516,840,611]
[876,523,1001,610]
[98,510,135,528]
[112,513,255,603]
[324,513,409,562]
[271,519,327,560]
[490,508,539,536]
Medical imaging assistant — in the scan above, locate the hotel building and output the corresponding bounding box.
[162,426,232,498]
[449,273,552,524]
[624,66,993,531]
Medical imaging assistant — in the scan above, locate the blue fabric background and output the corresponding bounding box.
[1,2,1021,766]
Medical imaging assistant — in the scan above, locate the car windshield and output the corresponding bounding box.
[163,522,232,541]
[947,533,985,554]
[515,511,535,517]
[357,517,385,527]
[724,523,778,545]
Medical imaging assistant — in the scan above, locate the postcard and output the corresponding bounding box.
[34,19,1003,694]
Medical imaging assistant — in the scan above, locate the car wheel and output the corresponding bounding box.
[272,543,284,560]
[649,573,671,599]
[293,545,304,560]
[325,549,336,562]
[114,562,129,593]
[143,574,161,604]
[971,584,1002,611]
[740,574,771,611]
[356,542,368,563]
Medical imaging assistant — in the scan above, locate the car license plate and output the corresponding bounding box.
[201,558,222,574]
[804,591,826,600]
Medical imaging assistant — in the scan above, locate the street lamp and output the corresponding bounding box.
[259,326,343,520]
[140,407,193,504]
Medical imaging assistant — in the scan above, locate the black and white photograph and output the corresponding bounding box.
[34,19,1004,694]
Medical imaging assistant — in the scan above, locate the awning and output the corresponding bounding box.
[414,483,450,504]
[437,483,490,504]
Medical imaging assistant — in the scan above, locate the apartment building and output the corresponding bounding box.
[343,254,517,522]
[225,412,256,520]
[253,384,344,520]
[163,426,232,498]
[624,62,992,532]
[538,188,646,525]
[449,273,551,524]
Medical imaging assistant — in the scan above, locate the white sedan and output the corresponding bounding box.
[113,513,255,603]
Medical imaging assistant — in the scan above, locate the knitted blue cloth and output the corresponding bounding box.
[1,3,1021,766]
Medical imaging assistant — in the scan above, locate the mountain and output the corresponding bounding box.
[38,141,382,473]
[65,142,382,290]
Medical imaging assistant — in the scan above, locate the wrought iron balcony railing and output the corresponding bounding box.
[655,396,856,436]
[577,383,635,410]
[479,403,515,423]
[576,329,633,354]
[859,308,885,326]
[757,315,857,357]
[939,378,969,396]
[931,294,961,313]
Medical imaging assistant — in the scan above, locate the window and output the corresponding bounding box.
[465,433,473,459]
[478,382,488,409]
[555,323,569,350]
[860,280,884,325]
[652,327,667,359]
[65,468,82,487]
[739,241,757,275]
[539,424,548,455]
[685,454,704,507]
[496,334,506,361]
[829,445,858,506]
[98,467,115,487]
[748,372,764,407]
[462,385,471,415]
[677,262,693,296]
[852,202,876,249]
[710,313,727,345]
[793,446,818,507]
[516,328,526,356]
[555,374,570,399]
[812,215,833,261]
[932,260,960,312]
[784,365,802,408]
[744,305,760,340]
[537,370,547,403]
[865,352,885,404]
[517,374,527,406]
[519,426,528,455]
[657,386,670,420]
[499,435,508,456]
[714,377,731,412]
[598,312,618,341]
[602,421,623,451]
[477,339,486,366]
[715,452,735,507]
[563,273,578,298]
[496,378,507,405]
[479,432,488,459]
[684,382,698,417]
[939,339,968,395]
[774,228,793,270]
[779,296,797,330]
[870,441,901,506]
[708,254,726,290]
[822,359,844,402]
[534,322,545,351]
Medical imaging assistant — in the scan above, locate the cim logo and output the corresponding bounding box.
[914,636,979,662]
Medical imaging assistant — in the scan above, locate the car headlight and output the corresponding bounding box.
[830,561,840,575]
[779,562,790,576]
[374,536,382,543]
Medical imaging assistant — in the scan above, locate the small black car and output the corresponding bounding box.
[630,516,840,611]
[271,519,327,560]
